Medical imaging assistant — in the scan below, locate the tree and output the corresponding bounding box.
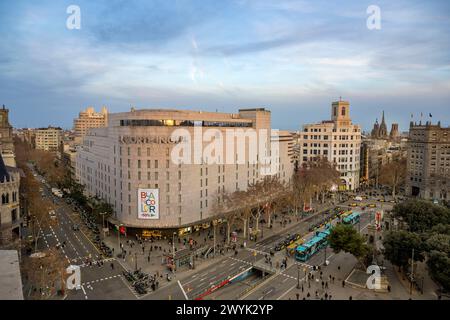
[382,230,425,271]
[21,248,69,299]
[328,224,370,265]
[425,234,450,255]
[392,199,450,233]
[310,157,340,203]
[427,250,450,292]
[379,157,407,197]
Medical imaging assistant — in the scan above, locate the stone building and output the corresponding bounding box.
[73,106,108,144]
[406,121,450,200]
[0,155,21,244]
[0,105,16,167]
[76,107,294,235]
[298,100,361,191]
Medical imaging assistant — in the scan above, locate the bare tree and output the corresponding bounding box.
[379,157,407,198]
[21,248,69,299]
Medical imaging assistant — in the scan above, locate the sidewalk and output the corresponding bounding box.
[101,199,337,287]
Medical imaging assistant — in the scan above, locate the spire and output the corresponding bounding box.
[381,110,385,124]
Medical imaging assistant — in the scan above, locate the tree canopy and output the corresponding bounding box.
[328,224,370,261]
[392,200,450,233]
[382,230,425,270]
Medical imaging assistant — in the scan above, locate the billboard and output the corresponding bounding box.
[138,189,159,220]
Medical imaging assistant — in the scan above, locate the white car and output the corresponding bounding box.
[354,196,363,202]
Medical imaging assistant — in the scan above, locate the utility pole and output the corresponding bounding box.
[297,264,300,289]
[213,221,216,258]
[323,245,327,266]
[134,252,138,271]
[410,248,414,296]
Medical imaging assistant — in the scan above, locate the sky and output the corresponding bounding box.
[0,0,449,132]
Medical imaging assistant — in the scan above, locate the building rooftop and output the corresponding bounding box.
[0,250,24,300]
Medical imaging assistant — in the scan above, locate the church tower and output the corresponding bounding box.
[0,105,15,167]
[379,110,388,138]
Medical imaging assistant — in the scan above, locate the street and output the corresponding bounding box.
[26,169,427,301]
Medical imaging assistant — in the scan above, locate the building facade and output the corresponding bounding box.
[406,121,450,200]
[298,100,361,190]
[35,127,62,151]
[73,106,108,144]
[360,138,407,187]
[0,155,21,245]
[0,105,16,167]
[76,108,293,234]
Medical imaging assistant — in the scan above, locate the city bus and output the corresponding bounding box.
[295,229,331,262]
[342,212,361,225]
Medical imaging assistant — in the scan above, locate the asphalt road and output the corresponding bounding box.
[28,164,395,300]
[242,207,385,300]
[29,167,137,300]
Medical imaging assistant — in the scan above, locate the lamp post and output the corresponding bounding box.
[134,252,138,271]
[117,223,123,255]
[297,264,301,289]
[99,212,106,229]
[213,220,217,258]
[172,232,176,274]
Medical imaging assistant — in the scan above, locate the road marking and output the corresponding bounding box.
[178,280,189,300]
[81,285,88,300]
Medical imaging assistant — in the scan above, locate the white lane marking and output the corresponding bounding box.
[178,280,189,300]
[81,285,88,300]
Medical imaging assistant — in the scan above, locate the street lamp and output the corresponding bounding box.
[134,252,138,271]
[172,232,177,274]
[297,264,300,289]
[99,212,106,229]
[117,223,123,256]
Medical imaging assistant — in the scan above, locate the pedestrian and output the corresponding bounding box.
[342,280,345,287]
[148,255,151,263]
[338,265,341,271]
[329,294,332,300]
[325,293,328,299]
[110,262,114,270]
[307,292,310,298]
[321,281,324,289]
[325,281,328,289]
[301,285,304,292]
[296,293,299,300]
[349,296,352,300]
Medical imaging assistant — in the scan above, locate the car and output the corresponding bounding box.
[350,203,357,207]
[368,203,376,208]
[354,196,363,201]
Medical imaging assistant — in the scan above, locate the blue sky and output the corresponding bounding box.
[0,0,449,131]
